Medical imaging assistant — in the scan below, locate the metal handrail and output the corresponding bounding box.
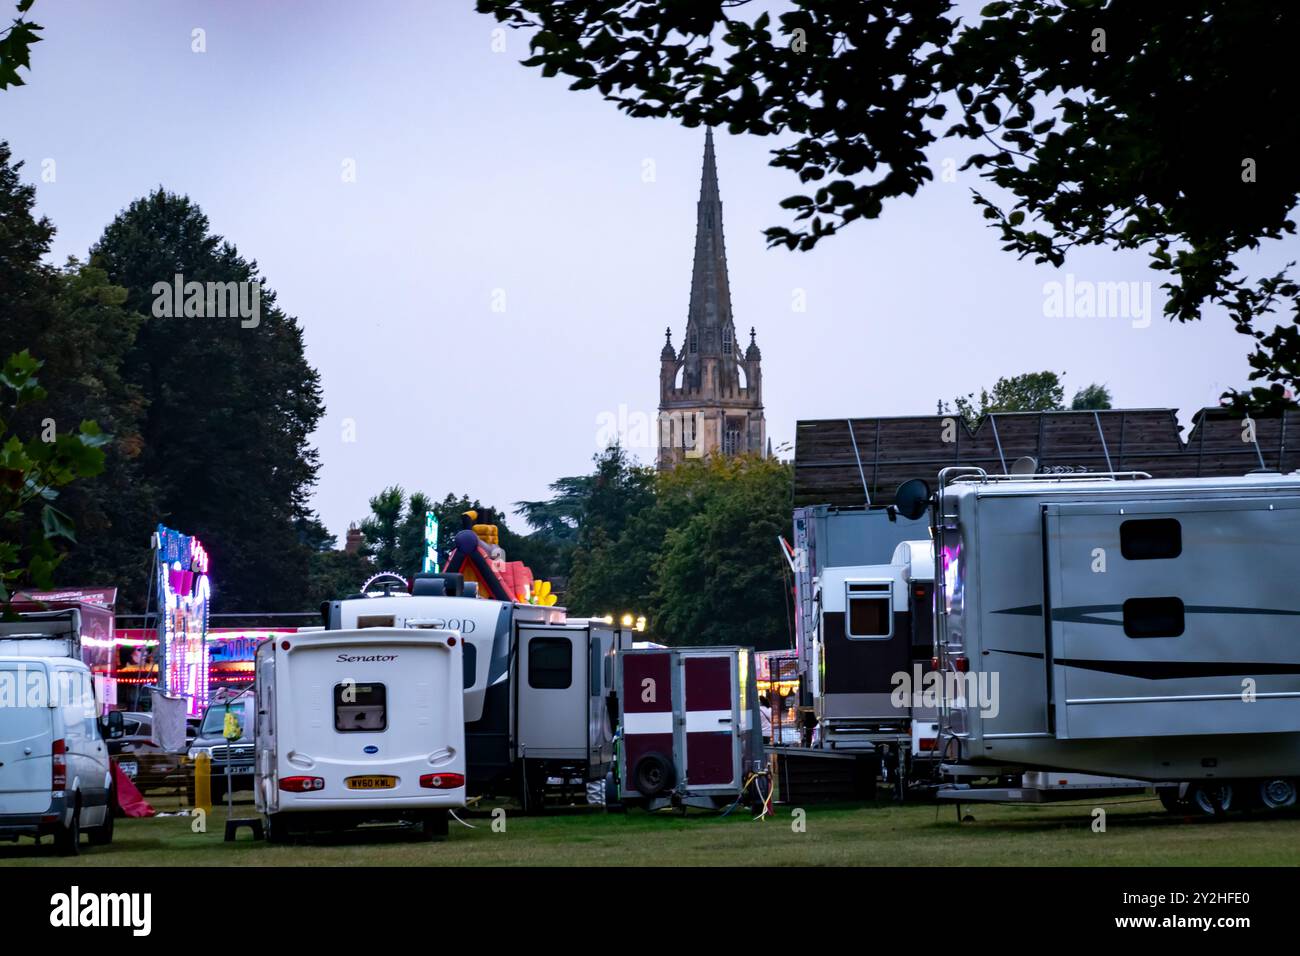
[943,469,1152,486]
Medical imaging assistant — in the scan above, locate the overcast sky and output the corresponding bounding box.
[4,0,1295,543]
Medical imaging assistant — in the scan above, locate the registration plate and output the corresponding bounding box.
[346,775,397,790]
[119,761,138,778]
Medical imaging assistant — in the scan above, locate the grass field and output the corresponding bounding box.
[3,794,1299,866]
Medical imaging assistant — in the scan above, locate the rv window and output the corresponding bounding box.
[528,637,572,690]
[1123,597,1185,638]
[847,595,892,639]
[462,641,477,689]
[1120,518,1182,560]
[333,683,388,732]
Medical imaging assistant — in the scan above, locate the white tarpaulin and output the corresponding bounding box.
[149,689,189,753]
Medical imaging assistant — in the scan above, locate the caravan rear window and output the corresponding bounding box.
[334,682,388,732]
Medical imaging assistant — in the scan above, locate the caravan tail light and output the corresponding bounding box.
[954,656,970,673]
[419,772,465,790]
[279,776,325,792]
[51,739,67,790]
[930,657,940,671]
[918,738,938,752]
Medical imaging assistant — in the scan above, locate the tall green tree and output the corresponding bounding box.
[0,351,109,601]
[359,486,406,572]
[1070,383,1113,410]
[949,370,1065,426]
[653,455,792,649]
[89,189,325,611]
[477,0,1300,406]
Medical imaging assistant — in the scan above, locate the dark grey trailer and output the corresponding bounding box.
[932,470,1300,811]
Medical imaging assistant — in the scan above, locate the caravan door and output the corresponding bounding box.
[682,652,740,789]
[515,625,587,761]
[1043,497,1300,739]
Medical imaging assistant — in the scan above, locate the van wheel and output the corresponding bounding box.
[422,811,450,841]
[87,797,115,846]
[54,799,81,856]
[1258,778,1297,810]
[1190,782,1233,816]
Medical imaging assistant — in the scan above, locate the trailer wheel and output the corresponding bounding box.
[422,811,450,841]
[632,753,675,796]
[1258,778,1297,810]
[1189,782,1233,816]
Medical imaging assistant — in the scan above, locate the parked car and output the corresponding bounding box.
[188,691,255,802]
[0,656,123,855]
[106,712,192,794]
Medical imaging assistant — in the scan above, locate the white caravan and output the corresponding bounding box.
[930,469,1300,813]
[0,656,121,854]
[324,576,633,810]
[254,627,465,841]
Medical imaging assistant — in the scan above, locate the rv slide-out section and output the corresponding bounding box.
[255,628,465,839]
[937,473,1300,783]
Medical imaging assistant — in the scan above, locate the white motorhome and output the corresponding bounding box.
[809,540,939,781]
[254,627,465,841]
[323,574,633,810]
[0,656,121,854]
[931,469,1300,813]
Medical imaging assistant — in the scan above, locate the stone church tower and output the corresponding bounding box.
[657,129,766,469]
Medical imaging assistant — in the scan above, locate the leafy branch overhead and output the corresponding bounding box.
[0,350,110,601]
[0,0,41,91]
[476,0,1300,408]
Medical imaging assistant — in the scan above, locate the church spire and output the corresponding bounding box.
[682,127,737,388]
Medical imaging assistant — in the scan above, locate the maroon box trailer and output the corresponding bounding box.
[618,646,766,811]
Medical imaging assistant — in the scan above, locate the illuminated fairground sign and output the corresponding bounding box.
[154,524,211,716]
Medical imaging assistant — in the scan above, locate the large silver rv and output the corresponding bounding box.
[931,469,1300,811]
[323,575,633,809]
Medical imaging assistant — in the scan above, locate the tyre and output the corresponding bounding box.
[603,770,625,813]
[631,752,675,796]
[1157,787,1188,813]
[265,813,293,844]
[1258,778,1298,810]
[422,810,450,840]
[1189,782,1234,815]
[87,797,115,847]
[54,799,81,857]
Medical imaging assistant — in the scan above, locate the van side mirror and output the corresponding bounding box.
[101,710,125,740]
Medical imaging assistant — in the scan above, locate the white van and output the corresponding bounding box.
[0,656,122,855]
[254,627,466,842]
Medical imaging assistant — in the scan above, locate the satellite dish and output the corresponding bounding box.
[1011,456,1038,476]
[893,479,932,521]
